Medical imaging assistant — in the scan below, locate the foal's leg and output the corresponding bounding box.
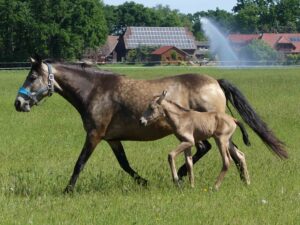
[184,147,194,188]
[178,140,211,179]
[229,142,250,185]
[168,142,193,185]
[64,131,101,193]
[214,138,231,190]
[108,141,148,186]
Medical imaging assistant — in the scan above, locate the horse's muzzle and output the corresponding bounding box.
[14,96,31,112]
[139,117,148,126]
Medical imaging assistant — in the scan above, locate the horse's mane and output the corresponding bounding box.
[43,59,119,76]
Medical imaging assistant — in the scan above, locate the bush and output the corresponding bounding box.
[239,39,283,65]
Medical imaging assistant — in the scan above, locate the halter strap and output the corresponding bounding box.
[46,63,55,96]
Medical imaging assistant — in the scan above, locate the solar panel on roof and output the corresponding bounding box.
[126,27,196,49]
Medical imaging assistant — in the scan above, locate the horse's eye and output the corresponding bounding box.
[29,75,38,81]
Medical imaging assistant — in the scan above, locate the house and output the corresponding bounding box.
[98,35,119,62]
[83,35,119,63]
[151,46,189,64]
[115,26,197,61]
[194,41,210,59]
[228,33,300,55]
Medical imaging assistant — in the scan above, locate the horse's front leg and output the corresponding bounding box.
[64,130,101,193]
[107,141,148,186]
[168,142,193,186]
[178,140,211,179]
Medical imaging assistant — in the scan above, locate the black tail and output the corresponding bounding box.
[218,79,288,159]
[235,120,251,146]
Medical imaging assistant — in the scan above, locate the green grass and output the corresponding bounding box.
[0,67,299,224]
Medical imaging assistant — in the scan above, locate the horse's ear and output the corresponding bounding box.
[30,53,42,65]
[158,90,167,104]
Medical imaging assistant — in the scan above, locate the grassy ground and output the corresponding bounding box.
[0,66,299,224]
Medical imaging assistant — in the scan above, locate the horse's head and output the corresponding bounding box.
[14,55,55,112]
[140,90,167,126]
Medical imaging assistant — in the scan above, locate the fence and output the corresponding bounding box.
[0,60,299,70]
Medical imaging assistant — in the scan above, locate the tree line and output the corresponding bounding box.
[0,0,299,62]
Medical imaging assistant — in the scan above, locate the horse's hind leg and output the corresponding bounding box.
[108,141,148,186]
[64,131,101,193]
[178,140,211,179]
[229,142,250,185]
[184,147,194,188]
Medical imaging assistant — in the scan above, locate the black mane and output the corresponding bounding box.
[44,59,119,76]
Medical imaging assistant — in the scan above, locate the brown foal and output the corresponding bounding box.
[140,90,251,189]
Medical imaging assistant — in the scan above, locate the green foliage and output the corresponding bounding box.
[232,0,300,33]
[126,45,157,63]
[103,2,192,35]
[285,54,300,65]
[239,39,283,64]
[170,50,177,60]
[189,9,235,41]
[0,0,107,61]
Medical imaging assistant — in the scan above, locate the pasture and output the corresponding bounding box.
[0,66,299,224]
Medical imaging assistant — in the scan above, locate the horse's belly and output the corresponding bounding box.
[104,119,172,141]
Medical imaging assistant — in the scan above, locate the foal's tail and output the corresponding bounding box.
[218,79,288,159]
[235,120,251,146]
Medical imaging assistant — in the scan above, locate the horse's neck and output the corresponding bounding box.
[162,101,184,127]
[53,65,95,112]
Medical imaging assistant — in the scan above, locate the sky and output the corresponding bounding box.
[103,0,237,14]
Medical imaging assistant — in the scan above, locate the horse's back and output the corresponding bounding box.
[104,73,226,141]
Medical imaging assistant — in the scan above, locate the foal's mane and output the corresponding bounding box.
[164,99,190,112]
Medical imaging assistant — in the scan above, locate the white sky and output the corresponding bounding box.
[103,0,237,14]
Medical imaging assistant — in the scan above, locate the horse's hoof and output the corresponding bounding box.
[135,177,148,186]
[64,185,74,194]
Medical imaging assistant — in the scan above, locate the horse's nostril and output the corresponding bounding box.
[15,99,21,110]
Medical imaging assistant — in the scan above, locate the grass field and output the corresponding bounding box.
[0,66,299,224]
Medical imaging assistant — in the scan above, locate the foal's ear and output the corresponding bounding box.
[158,90,167,103]
[162,90,167,97]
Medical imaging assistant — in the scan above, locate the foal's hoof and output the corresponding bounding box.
[135,177,148,186]
[64,185,74,194]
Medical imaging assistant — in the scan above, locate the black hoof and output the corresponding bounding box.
[64,185,74,194]
[177,167,187,180]
[135,177,148,186]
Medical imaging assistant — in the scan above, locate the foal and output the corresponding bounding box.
[140,90,251,189]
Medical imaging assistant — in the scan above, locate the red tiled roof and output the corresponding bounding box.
[261,33,300,52]
[228,33,300,53]
[152,46,174,55]
[151,46,189,56]
[228,34,260,43]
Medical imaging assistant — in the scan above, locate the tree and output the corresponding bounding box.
[232,0,300,33]
[104,2,192,35]
[189,9,235,41]
[0,0,33,61]
[0,0,108,61]
[239,39,283,64]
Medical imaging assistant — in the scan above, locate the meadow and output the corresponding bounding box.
[0,66,299,224]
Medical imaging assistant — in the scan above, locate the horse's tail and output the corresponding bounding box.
[218,79,288,159]
[235,120,251,146]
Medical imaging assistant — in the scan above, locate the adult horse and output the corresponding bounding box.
[14,56,288,192]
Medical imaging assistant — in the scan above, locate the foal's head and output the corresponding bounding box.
[140,90,167,126]
[15,55,55,112]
